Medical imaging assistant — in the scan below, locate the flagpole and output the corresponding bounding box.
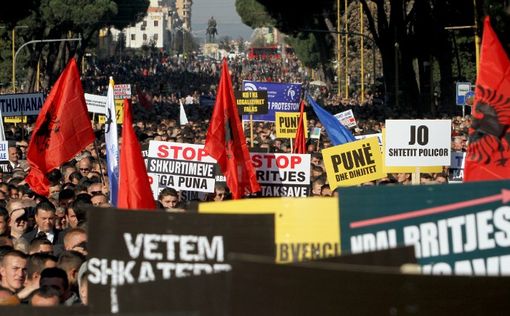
[93,140,105,185]
[290,138,293,153]
[250,114,254,148]
[344,0,349,98]
[360,2,364,103]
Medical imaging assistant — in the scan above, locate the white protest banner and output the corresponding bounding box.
[114,84,132,99]
[334,109,357,128]
[0,93,44,116]
[147,141,217,197]
[85,93,107,114]
[385,120,451,166]
[251,153,310,197]
[449,151,465,183]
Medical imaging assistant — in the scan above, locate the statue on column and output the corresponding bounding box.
[206,16,218,43]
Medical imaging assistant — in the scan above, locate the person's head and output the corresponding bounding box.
[0,207,8,236]
[66,195,91,228]
[434,172,448,184]
[320,184,332,196]
[39,267,69,303]
[0,250,27,292]
[78,262,88,305]
[30,285,61,306]
[63,228,87,256]
[87,182,102,196]
[420,173,434,185]
[48,183,62,201]
[311,178,326,196]
[34,201,56,233]
[77,158,92,177]
[8,146,19,164]
[158,188,179,209]
[29,237,54,255]
[396,173,411,185]
[26,253,57,287]
[62,164,77,184]
[310,153,322,166]
[69,171,83,186]
[57,251,86,290]
[213,184,227,202]
[90,192,108,206]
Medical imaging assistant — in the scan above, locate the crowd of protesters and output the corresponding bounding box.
[0,48,470,306]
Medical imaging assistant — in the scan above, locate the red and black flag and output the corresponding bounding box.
[465,17,510,182]
[204,59,260,199]
[293,100,307,154]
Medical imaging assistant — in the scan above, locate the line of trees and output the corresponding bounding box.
[0,0,149,92]
[236,0,510,116]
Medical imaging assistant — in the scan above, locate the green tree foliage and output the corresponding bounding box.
[235,0,274,28]
[2,0,149,92]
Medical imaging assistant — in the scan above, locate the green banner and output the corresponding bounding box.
[339,180,510,276]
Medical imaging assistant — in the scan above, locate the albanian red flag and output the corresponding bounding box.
[118,99,156,210]
[204,59,260,199]
[136,86,153,110]
[464,17,510,181]
[26,58,95,195]
[293,100,306,154]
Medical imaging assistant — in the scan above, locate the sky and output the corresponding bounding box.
[191,0,255,40]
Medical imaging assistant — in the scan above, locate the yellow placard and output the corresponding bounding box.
[199,197,340,263]
[275,112,308,138]
[4,116,27,123]
[381,128,443,173]
[323,137,385,187]
[98,100,124,124]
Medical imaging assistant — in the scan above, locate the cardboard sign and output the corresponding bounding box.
[323,137,385,187]
[334,109,357,128]
[381,128,443,173]
[87,207,274,314]
[310,127,321,140]
[85,93,107,114]
[251,153,310,197]
[449,151,465,183]
[235,90,268,115]
[385,120,451,166]
[200,197,340,263]
[0,93,44,116]
[355,133,382,146]
[147,141,217,197]
[339,180,510,276]
[275,112,308,138]
[241,81,302,122]
[114,84,132,99]
[98,100,124,124]
[3,116,27,123]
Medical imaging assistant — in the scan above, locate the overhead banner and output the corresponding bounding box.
[338,180,510,276]
[322,137,385,187]
[251,153,310,197]
[235,90,268,115]
[0,93,44,116]
[87,207,274,314]
[199,197,340,263]
[275,112,308,138]
[147,141,217,198]
[385,120,451,166]
[241,81,302,122]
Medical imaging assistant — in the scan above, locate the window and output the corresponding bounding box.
[131,34,135,41]
[154,20,159,27]
[141,21,147,31]
[143,34,147,41]
[153,33,159,41]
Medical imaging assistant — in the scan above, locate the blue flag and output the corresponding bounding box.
[307,95,355,146]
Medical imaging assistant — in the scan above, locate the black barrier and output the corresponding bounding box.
[87,207,274,314]
[228,253,510,315]
[318,246,417,266]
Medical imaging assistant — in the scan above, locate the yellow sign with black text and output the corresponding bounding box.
[275,112,308,138]
[4,116,27,123]
[235,90,268,115]
[98,100,124,124]
[323,137,385,187]
[199,197,340,263]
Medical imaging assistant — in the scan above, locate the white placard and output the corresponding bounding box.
[0,141,7,160]
[85,93,107,114]
[114,84,132,99]
[385,120,451,166]
[334,109,357,128]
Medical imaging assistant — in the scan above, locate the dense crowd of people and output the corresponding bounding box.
[0,49,469,306]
